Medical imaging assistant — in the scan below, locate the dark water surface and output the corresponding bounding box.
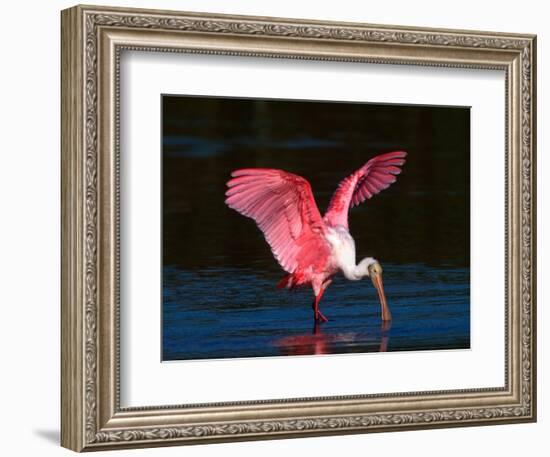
[163,264,469,360]
[161,95,470,361]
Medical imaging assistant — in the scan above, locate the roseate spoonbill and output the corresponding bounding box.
[225,151,407,323]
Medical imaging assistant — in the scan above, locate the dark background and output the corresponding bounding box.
[162,95,470,361]
[163,96,470,269]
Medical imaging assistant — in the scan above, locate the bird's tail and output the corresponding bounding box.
[277,273,308,289]
[277,274,293,289]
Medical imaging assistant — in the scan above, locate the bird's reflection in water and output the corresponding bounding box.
[273,320,392,356]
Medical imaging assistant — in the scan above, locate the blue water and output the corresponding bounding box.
[162,263,469,360]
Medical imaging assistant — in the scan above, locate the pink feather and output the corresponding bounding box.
[225,169,330,274]
[324,151,407,228]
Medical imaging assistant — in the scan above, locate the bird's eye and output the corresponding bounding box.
[370,263,382,275]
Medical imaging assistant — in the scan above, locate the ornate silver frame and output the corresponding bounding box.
[61,4,537,452]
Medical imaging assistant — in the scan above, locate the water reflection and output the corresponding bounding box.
[379,320,391,352]
[273,320,393,356]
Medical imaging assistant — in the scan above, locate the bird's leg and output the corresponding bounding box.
[312,294,328,323]
[312,319,320,335]
[311,280,332,323]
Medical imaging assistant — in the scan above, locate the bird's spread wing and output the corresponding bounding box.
[323,151,407,228]
[225,169,330,273]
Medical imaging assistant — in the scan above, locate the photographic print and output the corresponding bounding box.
[162,95,470,361]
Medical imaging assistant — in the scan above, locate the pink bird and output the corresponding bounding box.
[225,151,407,323]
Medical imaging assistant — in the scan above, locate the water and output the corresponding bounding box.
[162,264,469,360]
[161,95,470,361]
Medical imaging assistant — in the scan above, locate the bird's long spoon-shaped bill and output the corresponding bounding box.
[371,273,392,322]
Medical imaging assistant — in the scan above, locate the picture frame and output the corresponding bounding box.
[61,4,537,452]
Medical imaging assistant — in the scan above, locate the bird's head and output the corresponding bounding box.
[361,258,391,322]
[367,259,383,278]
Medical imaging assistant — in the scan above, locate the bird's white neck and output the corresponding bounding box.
[342,256,376,281]
[325,226,376,281]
